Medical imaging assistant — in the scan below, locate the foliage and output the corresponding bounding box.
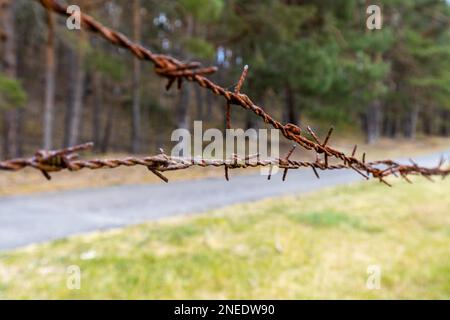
[0,73,27,111]
[180,0,224,23]
[183,37,215,60]
[86,50,126,81]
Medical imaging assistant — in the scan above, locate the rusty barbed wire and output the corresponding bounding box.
[1,0,446,185]
[366,157,450,184]
[0,143,448,185]
[0,142,351,182]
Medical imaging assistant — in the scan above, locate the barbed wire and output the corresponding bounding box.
[1,142,448,186]
[1,0,448,186]
[0,142,346,182]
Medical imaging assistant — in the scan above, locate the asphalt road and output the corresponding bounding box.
[0,149,448,251]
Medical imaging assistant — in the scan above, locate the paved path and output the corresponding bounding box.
[0,149,448,250]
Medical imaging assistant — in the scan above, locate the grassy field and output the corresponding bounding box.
[0,177,449,299]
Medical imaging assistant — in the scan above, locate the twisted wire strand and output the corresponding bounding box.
[0,143,448,184]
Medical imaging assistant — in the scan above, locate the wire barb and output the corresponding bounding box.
[281,145,296,181]
[235,65,249,94]
[224,65,248,181]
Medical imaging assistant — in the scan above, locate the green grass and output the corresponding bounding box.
[1,177,449,299]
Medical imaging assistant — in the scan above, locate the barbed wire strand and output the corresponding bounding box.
[1,142,448,183]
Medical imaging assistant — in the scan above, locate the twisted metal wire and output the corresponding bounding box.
[0,143,448,185]
[1,0,447,185]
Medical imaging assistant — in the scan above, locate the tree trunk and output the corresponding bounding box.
[43,9,56,149]
[365,99,382,144]
[67,33,86,147]
[1,0,19,158]
[100,106,114,154]
[439,110,450,137]
[177,84,190,130]
[64,46,75,147]
[205,89,214,119]
[382,113,393,137]
[194,84,204,120]
[403,105,419,140]
[421,106,434,136]
[131,0,142,153]
[92,72,102,150]
[284,85,299,125]
[100,88,117,154]
[100,107,114,154]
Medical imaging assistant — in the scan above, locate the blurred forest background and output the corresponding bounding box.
[0,0,449,159]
